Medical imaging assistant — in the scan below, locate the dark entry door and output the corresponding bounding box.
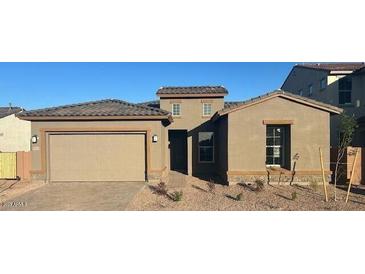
[169,130,187,173]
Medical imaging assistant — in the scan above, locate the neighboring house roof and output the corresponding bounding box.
[0,107,23,118]
[17,99,172,121]
[137,100,160,109]
[214,90,343,119]
[295,63,365,72]
[156,86,228,97]
[224,101,245,108]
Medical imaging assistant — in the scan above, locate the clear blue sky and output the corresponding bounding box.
[0,62,296,110]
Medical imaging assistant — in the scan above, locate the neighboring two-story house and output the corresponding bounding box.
[281,63,365,146]
[18,86,341,185]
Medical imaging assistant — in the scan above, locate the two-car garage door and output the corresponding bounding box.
[49,133,146,182]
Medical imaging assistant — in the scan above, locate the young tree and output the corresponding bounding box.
[333,113,357,201]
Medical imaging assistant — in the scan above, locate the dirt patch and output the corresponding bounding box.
[126,177,365,211]
[0,180,45,204]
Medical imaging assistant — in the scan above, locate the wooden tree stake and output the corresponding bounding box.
[319,147,328,202]
[345,148,360,204]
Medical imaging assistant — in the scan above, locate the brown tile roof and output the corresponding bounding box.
[224,101,245,108]
[17,99,171,120]
[156,86,228,96]
[137,100,160,109]
[296,63,365,72]
[218,90,343,116]
[0,107,23,118]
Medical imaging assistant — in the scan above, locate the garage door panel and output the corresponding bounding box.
[49,133,146,182]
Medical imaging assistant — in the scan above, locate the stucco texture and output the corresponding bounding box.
[0,114,31,152]
[224,96,330,182]
[160,97,224,176]
[30,120,168,181]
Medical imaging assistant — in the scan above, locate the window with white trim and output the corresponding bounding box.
[172,103,181,116]
[266,125,290,168]
[338,77,352,105]
[202,103,212,116]
[199,132,214,163]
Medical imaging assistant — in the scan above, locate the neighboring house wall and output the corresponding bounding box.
[29,120,168,182]
[282,67,365,146]
[0,114,31,152]
[159,97,225,176]
[224,97,331,184]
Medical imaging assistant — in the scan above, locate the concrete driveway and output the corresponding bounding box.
[0,181,145,211]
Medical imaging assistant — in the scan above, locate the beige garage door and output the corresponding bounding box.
[49,133,146,182]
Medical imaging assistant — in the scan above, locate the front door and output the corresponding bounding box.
[169,130,187,173]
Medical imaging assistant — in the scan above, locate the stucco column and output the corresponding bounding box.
[188,135,192,176]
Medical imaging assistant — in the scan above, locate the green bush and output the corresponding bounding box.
[236,192,243,201]
[171,191,183,202]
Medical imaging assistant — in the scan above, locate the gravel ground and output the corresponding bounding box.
[126,177,365,211]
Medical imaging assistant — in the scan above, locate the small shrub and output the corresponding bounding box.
[254,179,265,192]
[153,182,168,196]
[236,192,243,201]
[291,191,297,201]
[207,179,216,193]
[171,191,183,202]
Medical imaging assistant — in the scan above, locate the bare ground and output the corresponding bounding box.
[126,176,365,211]
[0,180,45,204]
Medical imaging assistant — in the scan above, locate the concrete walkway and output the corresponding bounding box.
[0,181,145,211]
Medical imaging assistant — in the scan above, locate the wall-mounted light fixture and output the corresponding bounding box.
[152,134,158,143]
[31,135,38,144]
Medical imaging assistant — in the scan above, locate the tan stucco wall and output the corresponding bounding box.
[0,114,31,152]
[160,97,224,129]
[227,97,330,173]
[30,120,167,180]
[160,97,224,176]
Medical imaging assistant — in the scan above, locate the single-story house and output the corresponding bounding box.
[0,106,31,152]
[17,87,342,184]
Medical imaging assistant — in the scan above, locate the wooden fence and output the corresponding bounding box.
[330,147,364,185]
[0,152,31,181]
[0,152,17,179]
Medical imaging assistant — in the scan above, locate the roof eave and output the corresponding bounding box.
[216,93,343,118]
[156,93,227,98]
[17,115,173,122]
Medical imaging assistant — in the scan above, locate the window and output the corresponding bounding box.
[199,132,214,163]
[172,103,181,116]
[338,77,352,105]
[202,103,212,116]
[320,78,326,90]
[298,89,303,96]
[308,84,313,96]
[266,125,290,168]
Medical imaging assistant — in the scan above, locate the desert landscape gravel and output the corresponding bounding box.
[127,177,365,211]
